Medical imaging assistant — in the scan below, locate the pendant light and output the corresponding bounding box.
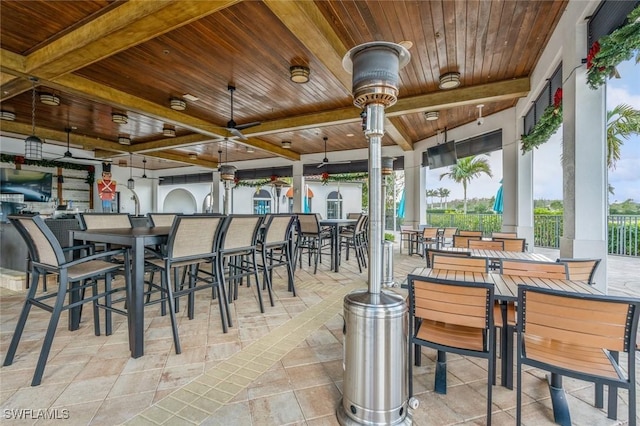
[127,154,135,189]
[24,77,43,160]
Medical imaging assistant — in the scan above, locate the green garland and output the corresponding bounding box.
[234,178,273,188]
[321,172,368,185]
[521,104,563,153]
[586,6,640,90]
[0,154,95,185]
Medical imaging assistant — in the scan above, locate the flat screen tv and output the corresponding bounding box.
[427,140,457,169]
[0,168,53,202]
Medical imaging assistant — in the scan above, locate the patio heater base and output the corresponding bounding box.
[336,401,413,426]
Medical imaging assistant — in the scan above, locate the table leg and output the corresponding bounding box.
[128,239,145,358]
[548,373,571,426]
[68,237,82,331]
[333,225,339,272]
[499,302,513,389]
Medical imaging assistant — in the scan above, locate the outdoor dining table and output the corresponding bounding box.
[318,219,358,273]
[71,226,170,358]
[408,266,600,423]
[438,247,552,262]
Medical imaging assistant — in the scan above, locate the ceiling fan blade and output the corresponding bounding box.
[317,162,326,169]
[227,127,247,140]
[235,121,260,131]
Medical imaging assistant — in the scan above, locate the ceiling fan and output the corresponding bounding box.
[223,85,260,140]
[135,158,162,180]
[53,128,104,163]
[316,136,351,168]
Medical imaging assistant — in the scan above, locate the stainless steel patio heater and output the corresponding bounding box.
[337,41,412,426]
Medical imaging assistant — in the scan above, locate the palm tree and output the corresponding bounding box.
[439,155,492,213]
[437,187,451,208]
[426,189,438,209]
[607,104,640,169]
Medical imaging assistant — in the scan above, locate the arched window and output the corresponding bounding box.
[253,189,272,215]
[326,191,342,219]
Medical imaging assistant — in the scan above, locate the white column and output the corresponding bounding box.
[560,17,608,293]
[503,107,534,249]
[211,172,222,213]
[292,162,304,213]
[402,150,423,228]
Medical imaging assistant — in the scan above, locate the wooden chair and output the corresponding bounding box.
[399,225,416,254]
[556,258,601,284]
[516,286,639,426]
[418,227,439,256]
[492,237,526,252]
[468,239,504,250]
[425,248,470,268]
[4,215,129,386]
[499,259,568,279]
[408,275,495,425]
[491,231,517,239]
[458,230,483,237]
[453,234,480,248]
[439,227,458,247]
[431,254,488,273]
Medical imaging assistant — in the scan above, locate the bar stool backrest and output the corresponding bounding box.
[166,215,222,260]
[219,215,263,253]
[148,213,178,228]
[79,213,132,230]
[263,215,296,246]
[10,215,65,267]
[297,213,320,235]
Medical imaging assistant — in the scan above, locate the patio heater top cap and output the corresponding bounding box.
[342,41,411,108]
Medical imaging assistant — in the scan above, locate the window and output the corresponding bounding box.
[253,189,271,215]
[326,191,342,219]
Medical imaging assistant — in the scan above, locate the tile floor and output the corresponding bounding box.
[0,245,638,425]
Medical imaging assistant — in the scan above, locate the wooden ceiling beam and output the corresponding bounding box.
[384,119,413,151]
[143,150,218,169]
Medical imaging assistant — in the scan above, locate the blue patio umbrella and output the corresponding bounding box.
[303,185,311,213]
[397,188,406,218]
[493,179,503,214]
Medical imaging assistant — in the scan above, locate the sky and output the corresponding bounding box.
[425,59,639,203]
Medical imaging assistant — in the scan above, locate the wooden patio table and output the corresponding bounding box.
[408,266,600,424]
[436,247,552,262]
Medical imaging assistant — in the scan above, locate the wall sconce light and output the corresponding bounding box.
[39,93,60,106]
[163,125,176,137]
[112,113,128,124]
[438,72,461,90]
[170,98,187,111]
[281,140,292,149]
[0,111,16,121]
[118,136,131,145]
[289,65,310,83]
[424,111,439,121]
[246,146,255,153]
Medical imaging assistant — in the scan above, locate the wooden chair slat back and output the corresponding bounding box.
[453,235,480,248]
[492,232,517,239]
[413,279,492,330]
[432,254,488,273]
[458,230,483,237]
[501,259,568,279]
[422,227,439,239]
[426,249,470,268]
[557,258,600,283]
[468,239,504,250]
[520,288,637,352]
[442,227,458,239]
[493,238,526,252]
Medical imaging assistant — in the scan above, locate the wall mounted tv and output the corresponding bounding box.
[0,168,53,202]
[426,140,457,169]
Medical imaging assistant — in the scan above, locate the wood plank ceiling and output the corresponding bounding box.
[0,0,567,171]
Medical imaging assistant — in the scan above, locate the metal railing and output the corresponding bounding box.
[418,213,639,257]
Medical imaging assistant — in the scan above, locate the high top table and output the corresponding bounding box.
[318,219,358,273]
[71,226,170,358]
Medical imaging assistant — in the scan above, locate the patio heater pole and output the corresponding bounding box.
[338,42,413,426]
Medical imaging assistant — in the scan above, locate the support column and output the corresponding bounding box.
[403,150,424,228]
[292,162,304,213]
[560,18,608,292]
[211,172,222,213]
[504,107,534,249]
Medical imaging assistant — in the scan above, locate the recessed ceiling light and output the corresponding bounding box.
[112,113,128,124]
[39,93,60,106]
[182,93,199,102]
[346,133,355,137]
[0,110,16,121]
[170,98,186,111]
[281,140,292,149]
[163,126,176,137]
[118,136,131,145]
[246,146,255,153]
[439,72,461,90]
[424,111,439,121]
[188,152,197,160]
